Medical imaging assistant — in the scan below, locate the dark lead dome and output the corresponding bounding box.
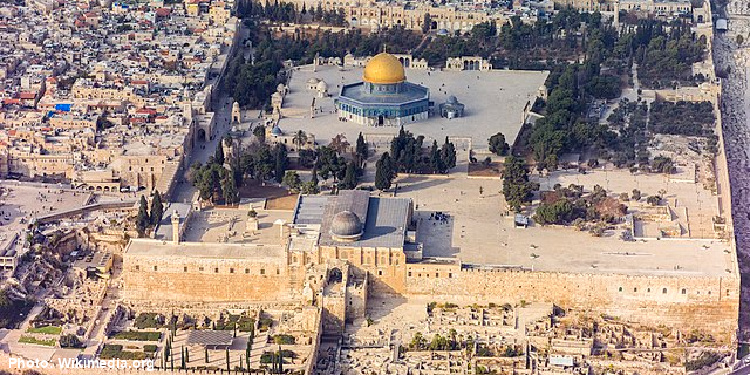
[446,95,458,104]
[330,210,363,241]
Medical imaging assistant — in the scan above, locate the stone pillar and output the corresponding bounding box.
[171,210,180,245]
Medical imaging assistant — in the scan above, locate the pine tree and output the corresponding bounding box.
[136,195,149,236]
[150,191,164,226]
[181,347,185,369]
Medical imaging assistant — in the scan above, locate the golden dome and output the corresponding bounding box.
[363,53,405,84]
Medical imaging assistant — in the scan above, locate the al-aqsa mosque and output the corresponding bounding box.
[335,52,430,127]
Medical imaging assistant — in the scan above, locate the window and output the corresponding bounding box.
[681,288,686,295]
[408,272,412,277]
[260,268,265,275]
[448,273,452,278]
[153,266,157,271]
[199,266,204,272]
[184,266,188,272]
[618,287,622,292]
[214,267,219,273]
[647,288,651,293]
[135,265,139,271]
[245,268,250,274]
[230,268,234,274]
[662,288,667,294]
[378,270,383,276]
[633,288,637,292]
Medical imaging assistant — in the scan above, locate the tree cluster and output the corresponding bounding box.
[135,192,164,236]
[534,184,627,225]
[389,128,457,174]
[649,101,715,137]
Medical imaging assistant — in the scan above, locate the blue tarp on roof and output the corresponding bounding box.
[54,104,71,111]
[47,111,55,118]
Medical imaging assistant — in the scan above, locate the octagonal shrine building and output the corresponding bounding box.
[335,52,430,127]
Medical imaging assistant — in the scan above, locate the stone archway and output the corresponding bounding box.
[197,128,206,142]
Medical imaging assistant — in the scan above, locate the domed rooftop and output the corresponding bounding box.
[330,210,363,240]
[271,124,282,136]
[363,53,405,84]
[446,95,458,104]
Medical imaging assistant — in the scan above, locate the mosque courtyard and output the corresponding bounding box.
[277,63,548,149]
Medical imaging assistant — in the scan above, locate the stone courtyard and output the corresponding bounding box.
[277,64,547,149]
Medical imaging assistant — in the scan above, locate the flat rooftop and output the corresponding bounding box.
[314,192,411,249]
[279,64,547,148]
[180,208,294,245]
[125,239,286,261]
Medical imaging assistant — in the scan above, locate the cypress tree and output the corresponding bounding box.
[341,161,356,190]
[375,153,393,191]
[205,347,209,363]
[135,195,149,236]
[215,139,225,165]
[149,191,163,226]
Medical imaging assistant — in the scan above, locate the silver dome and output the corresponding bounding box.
[330,211,363,240]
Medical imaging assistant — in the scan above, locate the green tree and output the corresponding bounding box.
[355,132,368,165]
[215,140,225,165]
[226,348,230,371]
[311,165,319,187]
[502,157,536,211]
[488,132,510,156]
[149,191,164,226]
[441,137,456,171]
[422,13,431,34]
[253,124,266,143]
[222,170,239,205]
[274,144,288,183]
[340,161,357,190]
[375,152,394,191]
[299,181,320,194]
[282,171,302,191]
[136,195,149,236]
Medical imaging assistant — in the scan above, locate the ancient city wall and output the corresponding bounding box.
[404,264,739,344]
[121,253,306,303]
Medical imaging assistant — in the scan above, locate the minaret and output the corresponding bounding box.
[171,210,180,245]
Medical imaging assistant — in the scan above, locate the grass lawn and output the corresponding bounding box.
[27,326,62,335]
[19,335,55,347]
